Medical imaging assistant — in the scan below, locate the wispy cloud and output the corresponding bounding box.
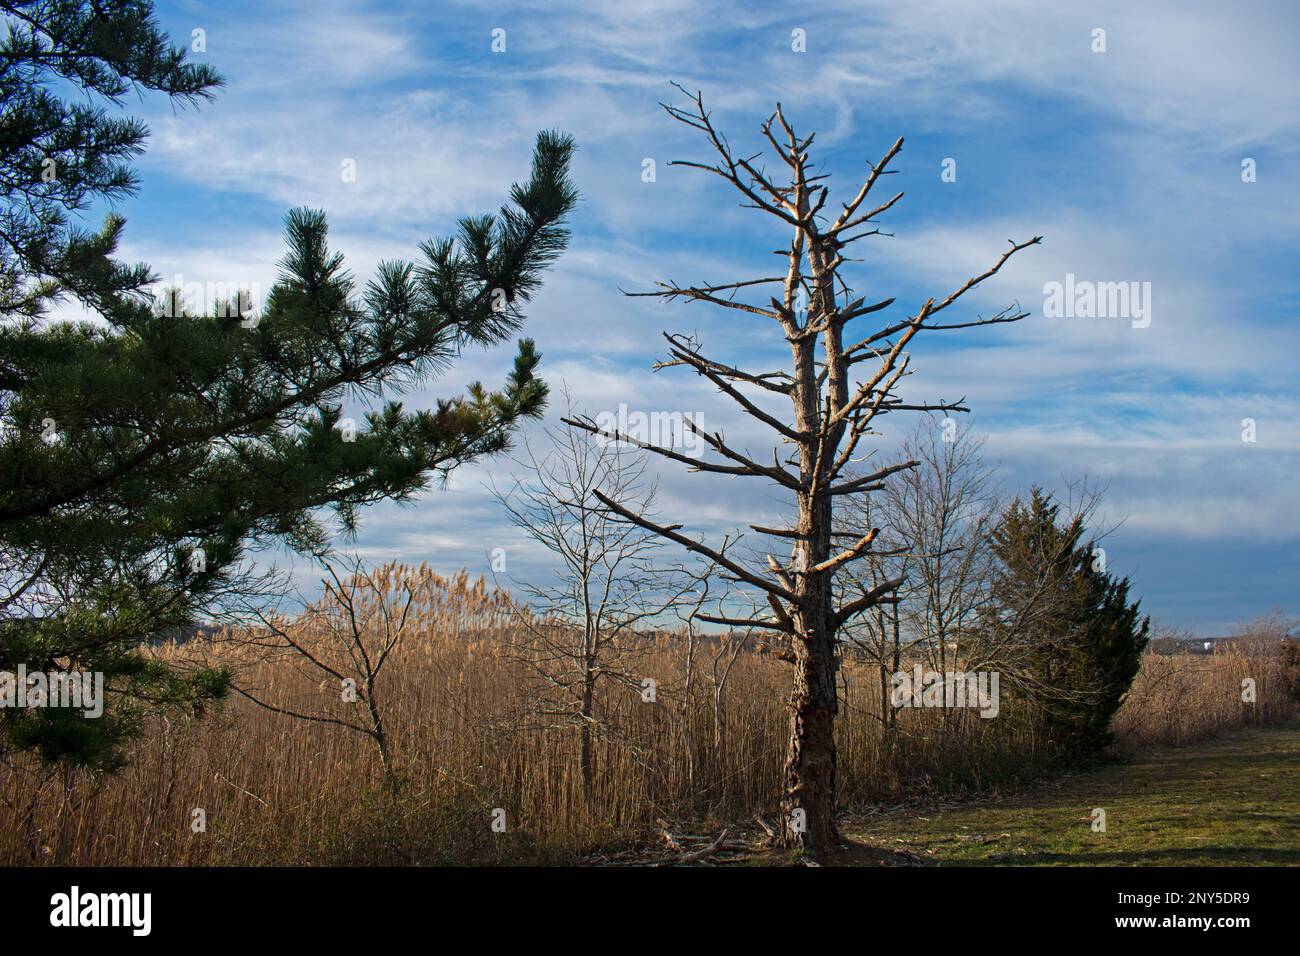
[126,0,1300,632]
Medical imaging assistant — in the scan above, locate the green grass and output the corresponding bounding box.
[837,723,1300,866]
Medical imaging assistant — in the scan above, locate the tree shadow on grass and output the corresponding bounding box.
[823,840,935,867]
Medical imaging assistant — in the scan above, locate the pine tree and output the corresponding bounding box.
[0,2,579,770]
[0,0,223,319]
[982,489,1149,751]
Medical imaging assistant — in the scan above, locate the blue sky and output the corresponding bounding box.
[89,0,1300,634]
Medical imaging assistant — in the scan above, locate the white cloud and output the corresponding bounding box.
[112,0,1300,631]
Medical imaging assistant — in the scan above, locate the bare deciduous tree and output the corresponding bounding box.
[490,407,701,798]
[887,419,1000,675]
[565,87,1039,854]
[231,557,418,780]
[670,573,754,803]
[840,417,1000,735]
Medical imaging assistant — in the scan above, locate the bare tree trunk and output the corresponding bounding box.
[681,624,698,792]
[565,88,1038,860]
[364,681,392,780]
[783,454,842,847]
[781,608,841,848]
[707,631,747,798]
[579,661,596,798]
[884,601,902,762]
[710,681,725,788]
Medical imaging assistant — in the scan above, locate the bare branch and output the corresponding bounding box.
[592,490,793,601]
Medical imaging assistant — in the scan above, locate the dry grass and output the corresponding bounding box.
[1111,640,1293,751]
[1,563,1293,865]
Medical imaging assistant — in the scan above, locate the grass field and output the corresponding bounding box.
[828,723,1300,866]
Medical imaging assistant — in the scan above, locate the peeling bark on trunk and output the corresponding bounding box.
[781,620,841,851]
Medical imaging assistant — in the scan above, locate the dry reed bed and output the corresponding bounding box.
[1,567,1292,865]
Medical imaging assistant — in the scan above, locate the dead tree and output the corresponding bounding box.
[565,86,1039,855]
